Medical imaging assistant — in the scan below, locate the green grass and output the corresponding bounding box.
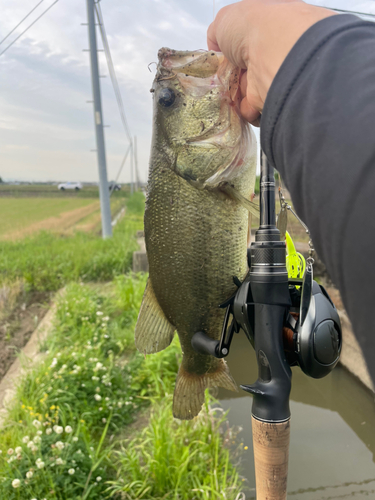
[0,198,99,237]
[0,193,145,291]
[108,400,244,500]
[0,276,245,500]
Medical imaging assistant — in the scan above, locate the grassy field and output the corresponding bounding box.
[0,198,124,240]
[0,194,144,291]
[0,184,130,199]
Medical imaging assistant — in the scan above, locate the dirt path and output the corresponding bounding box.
[0,291,51,380]
[1,201,100,240]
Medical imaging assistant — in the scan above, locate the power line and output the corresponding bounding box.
[0,0,59,58]
[110,143,132,196]
[318,6,375,18]
[94,2,132,143]
[0,0,46,46]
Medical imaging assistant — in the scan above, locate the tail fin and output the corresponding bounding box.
[173,360,237,420]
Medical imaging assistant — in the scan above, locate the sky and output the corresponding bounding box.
[0,0,374,183]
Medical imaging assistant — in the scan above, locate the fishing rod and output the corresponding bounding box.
[192,150,342,499]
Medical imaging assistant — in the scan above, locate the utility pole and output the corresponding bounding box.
[134,136,139,191]
[86,0,112,238]
[130,139,134,195]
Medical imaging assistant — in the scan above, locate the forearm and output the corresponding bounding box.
[261,14,375,379]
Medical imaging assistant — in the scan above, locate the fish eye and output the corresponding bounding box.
[158,88,175,108]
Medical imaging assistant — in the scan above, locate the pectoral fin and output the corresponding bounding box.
[135,279,175,354]
[221,183,260,218]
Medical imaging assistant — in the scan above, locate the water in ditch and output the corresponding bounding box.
[218,333,375,500]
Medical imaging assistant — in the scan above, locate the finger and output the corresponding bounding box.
[207,22,220,51]
[240,97,261,126]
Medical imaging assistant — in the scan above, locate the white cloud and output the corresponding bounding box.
[0,0,373,182]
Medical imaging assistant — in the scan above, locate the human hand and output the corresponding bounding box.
[207,0,336,125]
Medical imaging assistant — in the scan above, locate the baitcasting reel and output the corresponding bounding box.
[192,248,341,380]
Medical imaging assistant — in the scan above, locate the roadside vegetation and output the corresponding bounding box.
[0,276,245,499]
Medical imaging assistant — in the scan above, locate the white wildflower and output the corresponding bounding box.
[55,441,64,450]
[37,430,43,435]
[91,376,99,381]
[22,436,30,444]
[102,418,107,423]
[72,437,78,442]
[46,428,52,435]
[50,358,58,368]
[32,419,41,428]
[105,397,110,401]
[96,476,102,482]
[94,394,102,401]
[26,471,33,479]
[12,479,21,488]
[56,458,64,465]
[7,448,14,455]
[68,468,75,475]
[15,446,22,454]
[96,311,103,316]
[53,425,64,434]
[95,387,100,392]
[33,436,41,444]
[65,425,73,433]
[36,460,45,469]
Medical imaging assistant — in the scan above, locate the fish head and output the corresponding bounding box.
[151,48,256,187]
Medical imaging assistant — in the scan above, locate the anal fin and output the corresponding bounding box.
[135,278,175,354]
[173,359,238,420]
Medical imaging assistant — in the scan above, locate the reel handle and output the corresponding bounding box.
[191,331,222,357]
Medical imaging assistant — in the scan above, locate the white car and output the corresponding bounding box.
[58,182,83,191]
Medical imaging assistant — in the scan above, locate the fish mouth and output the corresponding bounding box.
[157,48,224,79]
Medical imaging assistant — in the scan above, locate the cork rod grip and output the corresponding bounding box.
[252,416,291,500]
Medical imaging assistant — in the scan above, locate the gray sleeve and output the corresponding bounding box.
[261,14,375,381]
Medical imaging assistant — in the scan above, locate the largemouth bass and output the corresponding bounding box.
[135,48,257,420]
